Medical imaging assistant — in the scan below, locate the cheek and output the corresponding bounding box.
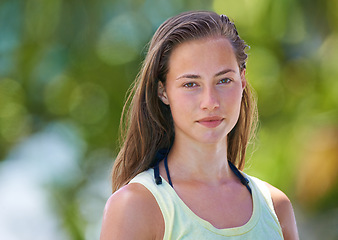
[223,86,242,103]
[233,91,243,108]
[222,89,243,116]
[167,91,196,120]
[169,95,193,115]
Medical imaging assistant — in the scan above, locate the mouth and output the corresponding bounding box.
[196,116,224,128]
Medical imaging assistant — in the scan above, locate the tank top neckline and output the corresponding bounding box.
[153,168,261,235]
[154,153,252,194]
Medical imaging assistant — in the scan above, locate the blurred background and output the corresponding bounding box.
[0,0,337,239]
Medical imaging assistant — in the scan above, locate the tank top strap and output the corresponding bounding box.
[244,174,277,215]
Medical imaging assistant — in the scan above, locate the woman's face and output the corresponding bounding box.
[158,37,246,145]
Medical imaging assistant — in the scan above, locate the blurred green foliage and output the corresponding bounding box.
[0,0,337,239]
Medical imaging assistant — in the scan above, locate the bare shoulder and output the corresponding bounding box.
[100,183,164,240]
[265,182,299,240]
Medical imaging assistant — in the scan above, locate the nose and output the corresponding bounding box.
[200,86,220,111]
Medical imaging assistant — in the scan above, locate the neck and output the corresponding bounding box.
[167,137,233,184]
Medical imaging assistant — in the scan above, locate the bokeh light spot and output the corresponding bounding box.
[24,0,62,41]
[0,78,30,142]
[44,74,78,116]
[96,12,152,65]
[213,0,269,29]
[247,46,284,116]
[69,82,109,124]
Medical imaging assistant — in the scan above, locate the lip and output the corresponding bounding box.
[196,116,224,128]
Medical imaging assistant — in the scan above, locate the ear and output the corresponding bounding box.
[240,69,247,90]
[158,81,170,105]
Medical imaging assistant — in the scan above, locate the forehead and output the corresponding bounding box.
[167,37,239,76]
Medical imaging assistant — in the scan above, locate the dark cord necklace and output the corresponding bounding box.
[153,152,252,195]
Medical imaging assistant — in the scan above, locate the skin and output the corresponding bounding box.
[100,37,299,240]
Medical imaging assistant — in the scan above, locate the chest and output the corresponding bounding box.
[173,182,253,229]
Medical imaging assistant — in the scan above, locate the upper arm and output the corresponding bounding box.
[100,183,164,240]
[266,183,299,240]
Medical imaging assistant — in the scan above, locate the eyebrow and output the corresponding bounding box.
[176,69,236,80]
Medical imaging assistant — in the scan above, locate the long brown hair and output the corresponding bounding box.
[111,11,258,192]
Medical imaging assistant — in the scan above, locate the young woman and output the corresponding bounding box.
[100,11,299,240]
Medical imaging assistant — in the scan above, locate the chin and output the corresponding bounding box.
[197,134,228,145]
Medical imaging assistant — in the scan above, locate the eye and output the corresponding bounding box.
[218,78,232,84]
[183,82,197,88]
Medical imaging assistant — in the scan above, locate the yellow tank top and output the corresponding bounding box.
[130,169,284,239]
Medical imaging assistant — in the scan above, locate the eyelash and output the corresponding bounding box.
[183,78,232,88]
